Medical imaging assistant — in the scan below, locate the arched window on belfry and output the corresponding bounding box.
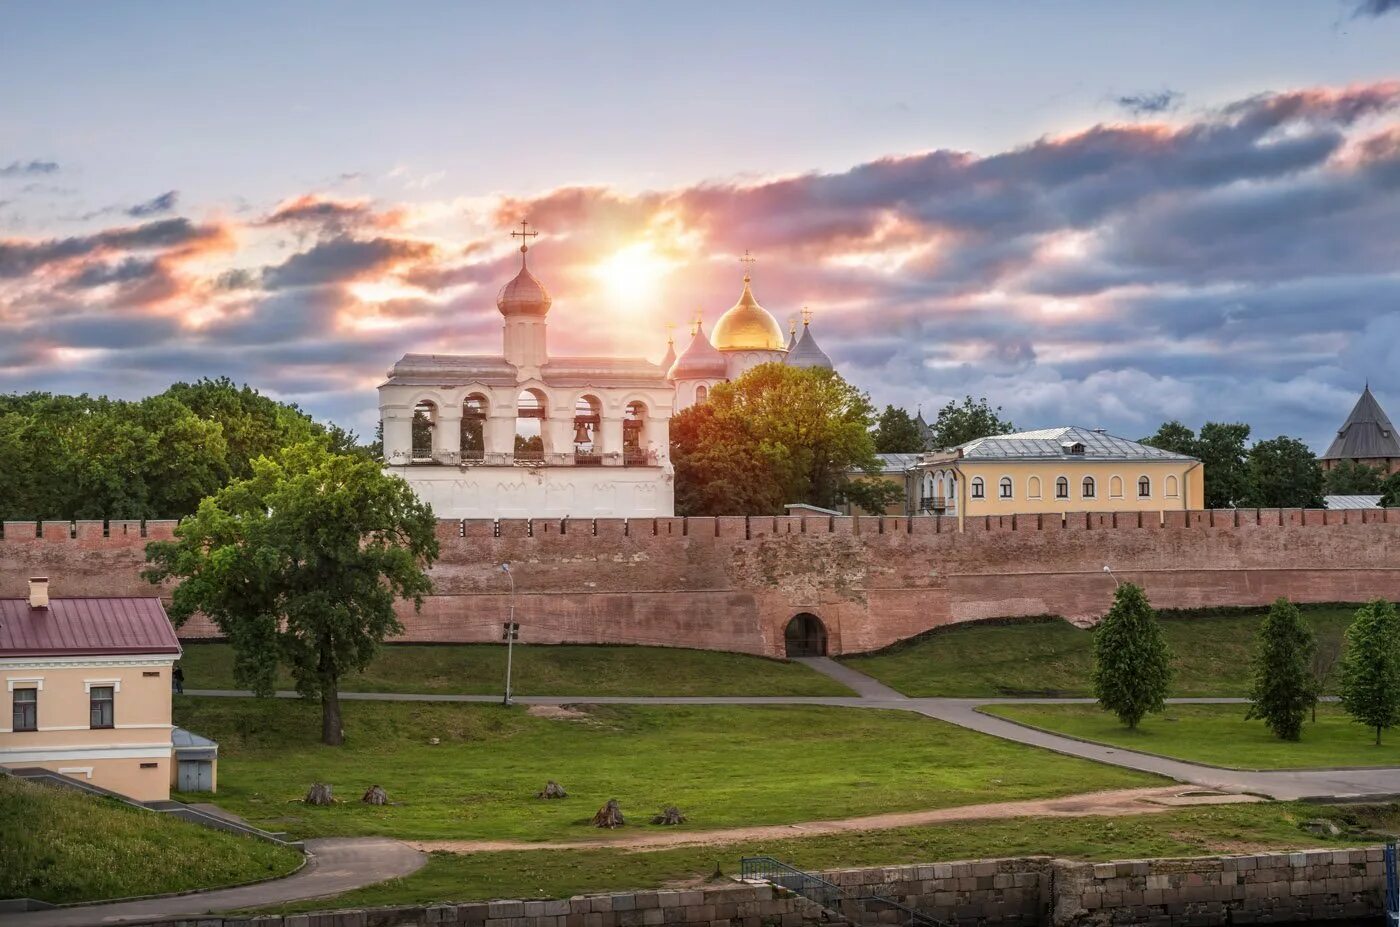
[624,401,648,465]
[461,393,488,461]
[411,399,437,462]
[515,389,547,463]
[572,394,602,465]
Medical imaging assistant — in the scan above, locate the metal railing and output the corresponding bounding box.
[740,856,952,927]
[1385,842,1398,927]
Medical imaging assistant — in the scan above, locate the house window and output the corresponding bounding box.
[1055,476,1069,499]
[999,477,1013,499]
[1110,476,1123,498]
[1166,475,1180,497]
[89,686,115,729]
[1138,476,1151,498]
[971,477,985,499]
[1028,476,1042,499]
[12,688,37,732]
[1082,477,1096,499]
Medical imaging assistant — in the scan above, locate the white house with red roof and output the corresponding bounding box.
[1,577,190,801]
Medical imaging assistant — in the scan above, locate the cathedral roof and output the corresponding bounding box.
[496,247,552,317]
[785,322,833,370]
[658,336,676,374]
[668,321,728,380]
[711,275,786,352]
[1322,386,1400,460]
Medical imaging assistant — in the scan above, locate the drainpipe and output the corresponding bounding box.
[1183,460,1203,511]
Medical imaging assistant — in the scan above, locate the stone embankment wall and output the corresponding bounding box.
[115,848,1387,927]
[3,509,1399,657]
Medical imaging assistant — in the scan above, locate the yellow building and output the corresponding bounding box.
[0,578,213,801]
[911,426,1203,523]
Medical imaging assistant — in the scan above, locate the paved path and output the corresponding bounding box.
[791,657,909,700]
[10,838,425,927]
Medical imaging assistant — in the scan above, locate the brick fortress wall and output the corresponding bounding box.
[2,509,1398,657]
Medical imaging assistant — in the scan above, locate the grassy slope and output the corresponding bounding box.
[173,697,1159,842]
[0,775,301,904]
[982,703,1400,769]
[177,643,851,697]
[266,802,1400,910]
[839,607,1357,697]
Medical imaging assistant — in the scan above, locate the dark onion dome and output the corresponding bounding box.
[496,246,552,317]
[658,335,676,373]
[668,321,728,380]
[785,322,833,370]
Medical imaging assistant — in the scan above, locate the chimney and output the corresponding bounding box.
[28,577,50,610]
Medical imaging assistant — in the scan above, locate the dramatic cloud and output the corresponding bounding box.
[1353,0,1400,17]
[3,81,1400,449]
[126,190,179,218]
[0,160,59,177]
[1115,90,1182,115]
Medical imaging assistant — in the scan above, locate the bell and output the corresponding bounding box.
[573,422,591,444]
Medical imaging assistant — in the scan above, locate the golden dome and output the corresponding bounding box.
[711,275,786,352]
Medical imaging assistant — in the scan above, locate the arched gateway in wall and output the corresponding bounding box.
[784,613,828,658]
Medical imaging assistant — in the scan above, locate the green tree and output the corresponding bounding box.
[671,364,893,515]
[1244,598,1317,741]
[1196,422,1251,508]
[872,406,926,453]
[144,442,439,745]
[1338,599,1400,745]
[1092,583,1172,728]
[1243,436,1324,508]
[1381,471,1400,507]
[926,396,1015,450]
[1322,460,1385,495]
[1140,421,1198,457]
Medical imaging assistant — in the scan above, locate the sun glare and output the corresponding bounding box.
[593,243,678,314]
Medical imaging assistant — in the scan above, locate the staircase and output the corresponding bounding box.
[2,766,302,849]
[740,856,953,927]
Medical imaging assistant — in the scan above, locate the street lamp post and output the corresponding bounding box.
[1102,564,1121,588]
[500,563,518,706]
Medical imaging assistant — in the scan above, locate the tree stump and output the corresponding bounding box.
[592,798,625,828]
[651,806,687,825]
[304,783,335,805]
[362,784,388,805]
[536,780,568,799]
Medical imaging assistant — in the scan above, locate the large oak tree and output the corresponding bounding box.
[145,441,439,745]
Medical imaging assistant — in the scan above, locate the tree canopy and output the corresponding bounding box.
[872,405,926,453]
[144,442,438,745]
[925,396,1015,451]
[1322,460,1385,495]
[1243,436,1324,508]
[0,378,359,521]
[1338,599,1400,746]
[1092,582,1172,729]
[1141,420,1250,507]
[671,364,898,515]
[1245,598,1317,741]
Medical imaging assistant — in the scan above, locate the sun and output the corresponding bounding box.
[592,242,678,314]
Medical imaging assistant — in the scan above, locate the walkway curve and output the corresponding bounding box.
[8,837,426,927]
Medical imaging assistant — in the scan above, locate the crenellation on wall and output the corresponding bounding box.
[2,521,38,542]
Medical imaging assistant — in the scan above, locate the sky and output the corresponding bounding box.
[3,1,1400,450]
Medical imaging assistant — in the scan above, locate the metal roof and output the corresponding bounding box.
[0,597,181,656]
[1321,386,1400,461]
[1323,494,1383,510]
[869,453,922,473]
[956,426,1197,462]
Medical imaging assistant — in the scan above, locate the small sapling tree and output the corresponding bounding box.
[1092,582,1172,728]
[145,441,439,745]
[1338,599,1400,746]
[1245,598,1317,740]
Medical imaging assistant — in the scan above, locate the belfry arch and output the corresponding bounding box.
[784,613,828,658]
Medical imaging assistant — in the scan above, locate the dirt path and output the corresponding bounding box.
[412,787,1258,855]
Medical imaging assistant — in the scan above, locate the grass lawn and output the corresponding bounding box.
[0,774,301,904]
[264,801,1400,910]
[981,703,1400,769]
[177,642,852,697]
[839,606,1358,698]
[173,697,1160,842]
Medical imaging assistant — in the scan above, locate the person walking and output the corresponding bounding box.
[172,664,185,695]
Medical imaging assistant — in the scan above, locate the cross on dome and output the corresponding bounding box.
[739,249,756,280]
[511,219,539,256]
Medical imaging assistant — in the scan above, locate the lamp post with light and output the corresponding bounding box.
[1103,565,1121,588]
[500,563,518,706]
